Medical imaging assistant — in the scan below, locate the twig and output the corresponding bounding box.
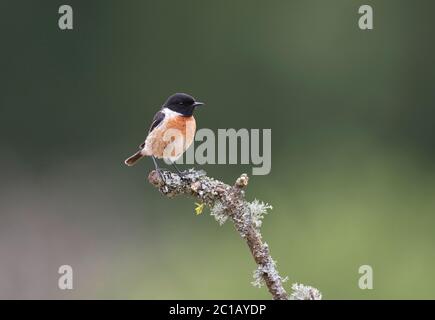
[147,168,321,300]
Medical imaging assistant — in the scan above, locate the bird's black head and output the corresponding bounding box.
[163,93,204,116]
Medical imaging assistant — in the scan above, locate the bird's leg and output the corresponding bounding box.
[171,162,185,177]
[152,156,165,182]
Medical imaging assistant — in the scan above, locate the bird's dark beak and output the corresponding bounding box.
[193,101,205,107]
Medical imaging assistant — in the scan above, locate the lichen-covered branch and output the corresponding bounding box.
[147,168,321,300]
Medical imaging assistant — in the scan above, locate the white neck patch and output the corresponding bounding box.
[162,107,183,118]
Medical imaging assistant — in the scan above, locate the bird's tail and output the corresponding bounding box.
[124,151,144,166]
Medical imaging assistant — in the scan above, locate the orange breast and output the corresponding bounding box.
[143,116,196,160]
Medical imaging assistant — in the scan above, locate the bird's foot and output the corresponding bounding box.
[176,171,189,181]
[156,169,166,184]
[171,165,188,180]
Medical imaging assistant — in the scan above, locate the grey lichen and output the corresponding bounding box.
[210,200,228,225]
[251,265,266,288]
[251,258,288,289]
[245,199,273,230]
[289,283,322,300]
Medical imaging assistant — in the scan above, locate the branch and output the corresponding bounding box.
[147,168,321,300]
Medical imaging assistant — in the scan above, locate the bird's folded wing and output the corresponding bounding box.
[138,110,165,149]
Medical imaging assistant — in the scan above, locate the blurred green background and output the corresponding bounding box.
[1,0,435,299]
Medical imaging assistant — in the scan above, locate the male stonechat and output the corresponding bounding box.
[124,93,205,177]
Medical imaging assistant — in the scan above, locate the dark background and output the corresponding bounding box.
[1,0,435,299]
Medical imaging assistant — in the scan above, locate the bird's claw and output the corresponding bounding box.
[156,169,166,184]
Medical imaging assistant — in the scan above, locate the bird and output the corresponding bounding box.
[124,93,205,178]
